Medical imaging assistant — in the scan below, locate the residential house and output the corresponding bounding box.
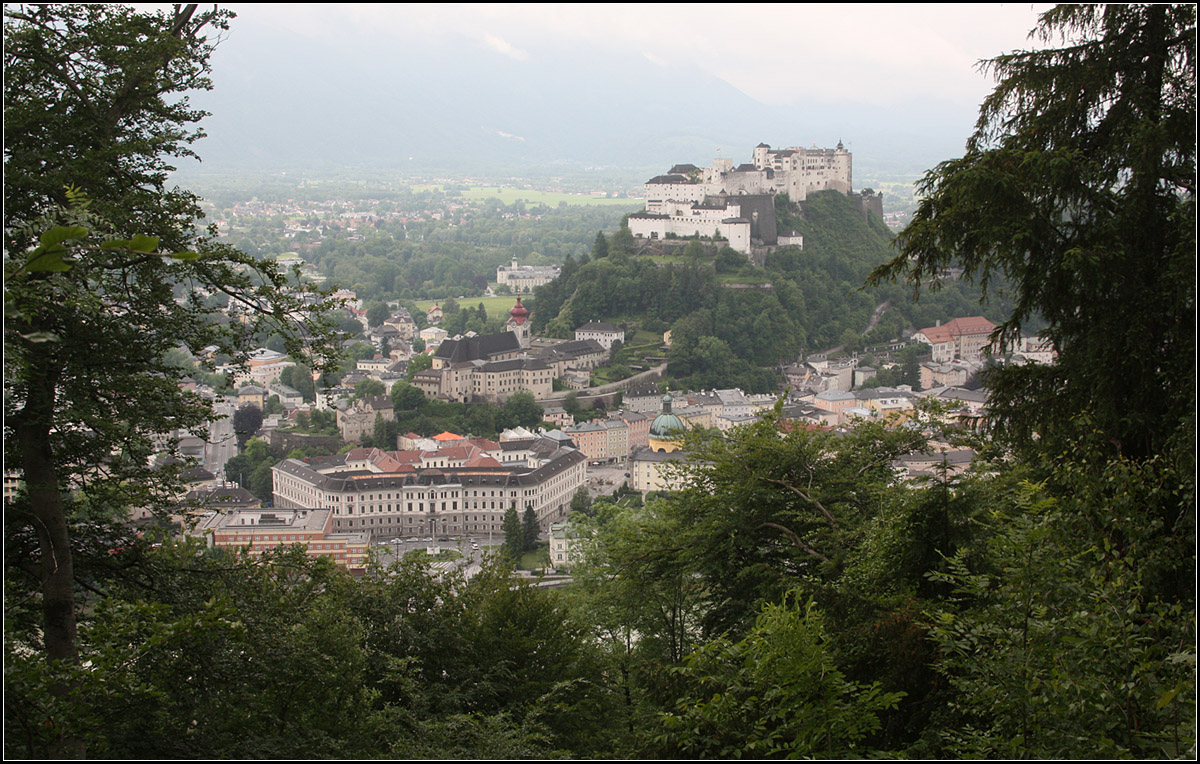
[548,521,579,570]
[337,396,395,443]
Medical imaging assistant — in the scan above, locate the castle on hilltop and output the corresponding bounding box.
[628,141,856,255]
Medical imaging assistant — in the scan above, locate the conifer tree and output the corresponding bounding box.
[591,231,608,259]
[870,4,1195,463]
[522,506,540,552]
[502,504,523,563]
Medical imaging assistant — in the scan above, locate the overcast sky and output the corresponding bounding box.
[223,3,1055,111]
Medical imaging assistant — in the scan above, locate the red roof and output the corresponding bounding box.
[435,445,474,460]
[916,316,995,342]
[509,297,528,325]
[465,451,503,468]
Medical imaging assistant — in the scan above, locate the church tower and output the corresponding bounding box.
[506,296,531,347]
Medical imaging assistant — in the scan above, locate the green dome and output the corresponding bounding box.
[649,394,684,439]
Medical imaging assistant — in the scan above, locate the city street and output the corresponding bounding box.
[205,399,237,480]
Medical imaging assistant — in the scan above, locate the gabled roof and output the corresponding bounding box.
[479,358,549,373]
[363,395,393,410]
[465,451,503,468]
[625,382,662,398]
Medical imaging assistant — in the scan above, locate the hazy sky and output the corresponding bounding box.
[224,3,1055,110]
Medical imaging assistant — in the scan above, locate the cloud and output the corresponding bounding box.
[642,51,667,68]
[219,3,1053,108]
[481,33,528,61]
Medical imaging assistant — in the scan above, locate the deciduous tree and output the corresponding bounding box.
[657,595,903,759]
[232,404,263,450]
[4,4,339,681]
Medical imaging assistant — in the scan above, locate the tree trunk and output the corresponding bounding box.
[14,349,77,665]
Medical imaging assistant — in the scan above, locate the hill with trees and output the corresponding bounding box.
[5,4,1192,760]
[533,189,1031,392]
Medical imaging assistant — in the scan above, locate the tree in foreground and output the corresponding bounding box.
[867,5,1195,756]
[656,595,902,759]
[4,3,339,703]
[870,3,1195,464]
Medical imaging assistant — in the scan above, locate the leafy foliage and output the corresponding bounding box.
[4,5,1193,761]
[928,464,1195,758]
[870,4,1195,461]
[5,544,612,759]
[665,408,929,636]
[231,404,263,450]
[657,595,903,759]
[4,5,341,686]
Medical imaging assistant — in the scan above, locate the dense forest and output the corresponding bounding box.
[5,4,1194,760]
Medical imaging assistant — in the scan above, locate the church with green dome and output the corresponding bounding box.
[648,394,685,453]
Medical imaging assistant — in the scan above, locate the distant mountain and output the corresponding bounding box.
[184,25,976,184]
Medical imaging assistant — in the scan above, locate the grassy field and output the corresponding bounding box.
[413,296,526,316]
[630,329,663,344]
[517,544,551,571]
[408,184,642,208]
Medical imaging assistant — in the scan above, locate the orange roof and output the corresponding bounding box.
[916,325,955,343]
[943,316,996,335]
[373,456,399,472]
[432,431,464,441]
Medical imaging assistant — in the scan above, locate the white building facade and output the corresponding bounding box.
[497,259,560,293]
[271,437,587,539]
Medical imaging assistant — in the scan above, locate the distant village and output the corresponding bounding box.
[8,143,1055,577]
[204,182,633,259]
[135,249,1053,576]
